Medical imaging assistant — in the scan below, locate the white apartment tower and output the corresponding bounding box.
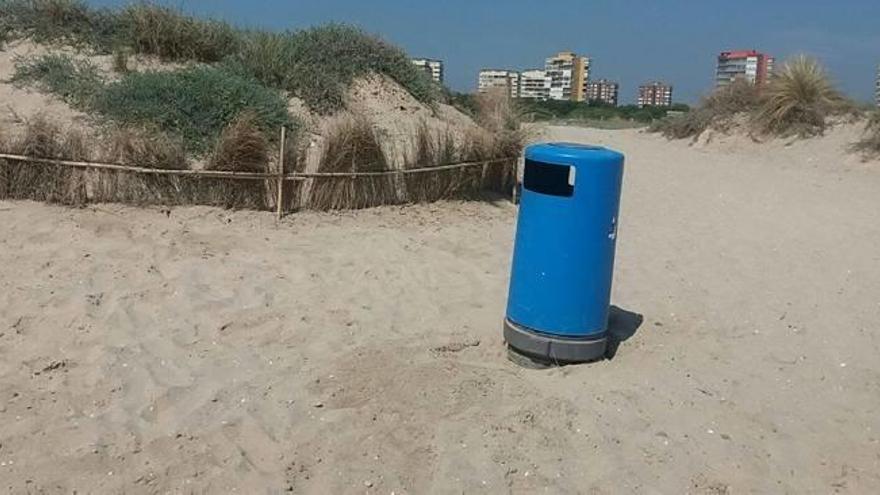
[519,69,552,100]
[544,51,591,102]
[412,58,444,83]
[478,70,520,98]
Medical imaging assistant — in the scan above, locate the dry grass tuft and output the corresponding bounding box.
[472,89,525,195]
[464,127,518,195]
[208,111,269,173]
[109,126,187,170]
[120,3,241,63]
[87,126,189,206]
[308,116,397,210]
[652,80,761,139]
[0,114,89,204]
[196,111,271,209]
[474,88,524,134]
[853,111,880,159]
[754,55,846,137]
[403,122,461,202]
[0,116,274,209]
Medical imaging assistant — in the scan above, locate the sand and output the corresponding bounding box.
[2,125,880,493]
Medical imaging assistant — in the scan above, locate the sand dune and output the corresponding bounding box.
[1,126,879,493]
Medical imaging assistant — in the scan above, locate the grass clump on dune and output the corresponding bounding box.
[651,80,760,139]
[654,56,855,140]
[0,0,238,60]
[227,24,436,114]
[93,65,294,153]
[202,111,273,209]
[208,111,269,173]
[753,55,849,137]
[0,0,120,50]
[119,3,240,62]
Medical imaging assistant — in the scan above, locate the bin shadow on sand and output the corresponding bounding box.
[605,305,645,360]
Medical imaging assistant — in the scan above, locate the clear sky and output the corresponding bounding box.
[89,0,880,105]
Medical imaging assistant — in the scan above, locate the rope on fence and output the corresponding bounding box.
[0,153,518,181]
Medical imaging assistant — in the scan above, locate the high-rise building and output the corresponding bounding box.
[716,50,774,87]
[875,65,880,107]
[519,69,552,100]
[544,51,591,102]
[585,79,619,106]
[412,58,444,83]
[638,82,674,107]
[478,70,520,98]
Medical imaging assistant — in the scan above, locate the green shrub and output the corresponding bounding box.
[227,24,436,114]
[93,66,295,152]
[11,53,103,107]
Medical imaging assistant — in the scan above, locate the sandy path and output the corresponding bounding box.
[1,126,879,493]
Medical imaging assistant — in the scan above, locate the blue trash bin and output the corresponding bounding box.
[504,143,625,363]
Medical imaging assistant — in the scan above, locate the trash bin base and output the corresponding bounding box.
[504,319,607,364]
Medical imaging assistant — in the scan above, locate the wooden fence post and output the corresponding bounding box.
[277,127,286,220]
[0,160,7,199]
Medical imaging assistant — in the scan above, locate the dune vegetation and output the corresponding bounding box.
[0,0,526,211]
[11,53,294,153]
[0,0,436,113]
[652,55,859,140]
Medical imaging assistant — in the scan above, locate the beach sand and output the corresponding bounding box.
[1,126,879,493]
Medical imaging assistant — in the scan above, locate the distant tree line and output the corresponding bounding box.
[518,99,690,123]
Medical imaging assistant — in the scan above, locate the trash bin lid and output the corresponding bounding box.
[526,143,624,164]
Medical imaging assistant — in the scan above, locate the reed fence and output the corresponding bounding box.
[0,151,518,217]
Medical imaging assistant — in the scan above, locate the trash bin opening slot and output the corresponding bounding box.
[523,159,575,197]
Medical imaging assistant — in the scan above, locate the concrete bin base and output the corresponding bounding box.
[504,319,607,364]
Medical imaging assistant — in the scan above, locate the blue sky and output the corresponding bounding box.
[89,0,880,104]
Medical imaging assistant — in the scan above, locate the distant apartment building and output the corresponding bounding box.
[544,51,591,102]
[412,58,444,83]
[716,50,774,87]
[585,79,620,106]
[519,69,552,100]
[876,65,880,107]
[638,81,674,107]
[478,69,520,98]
